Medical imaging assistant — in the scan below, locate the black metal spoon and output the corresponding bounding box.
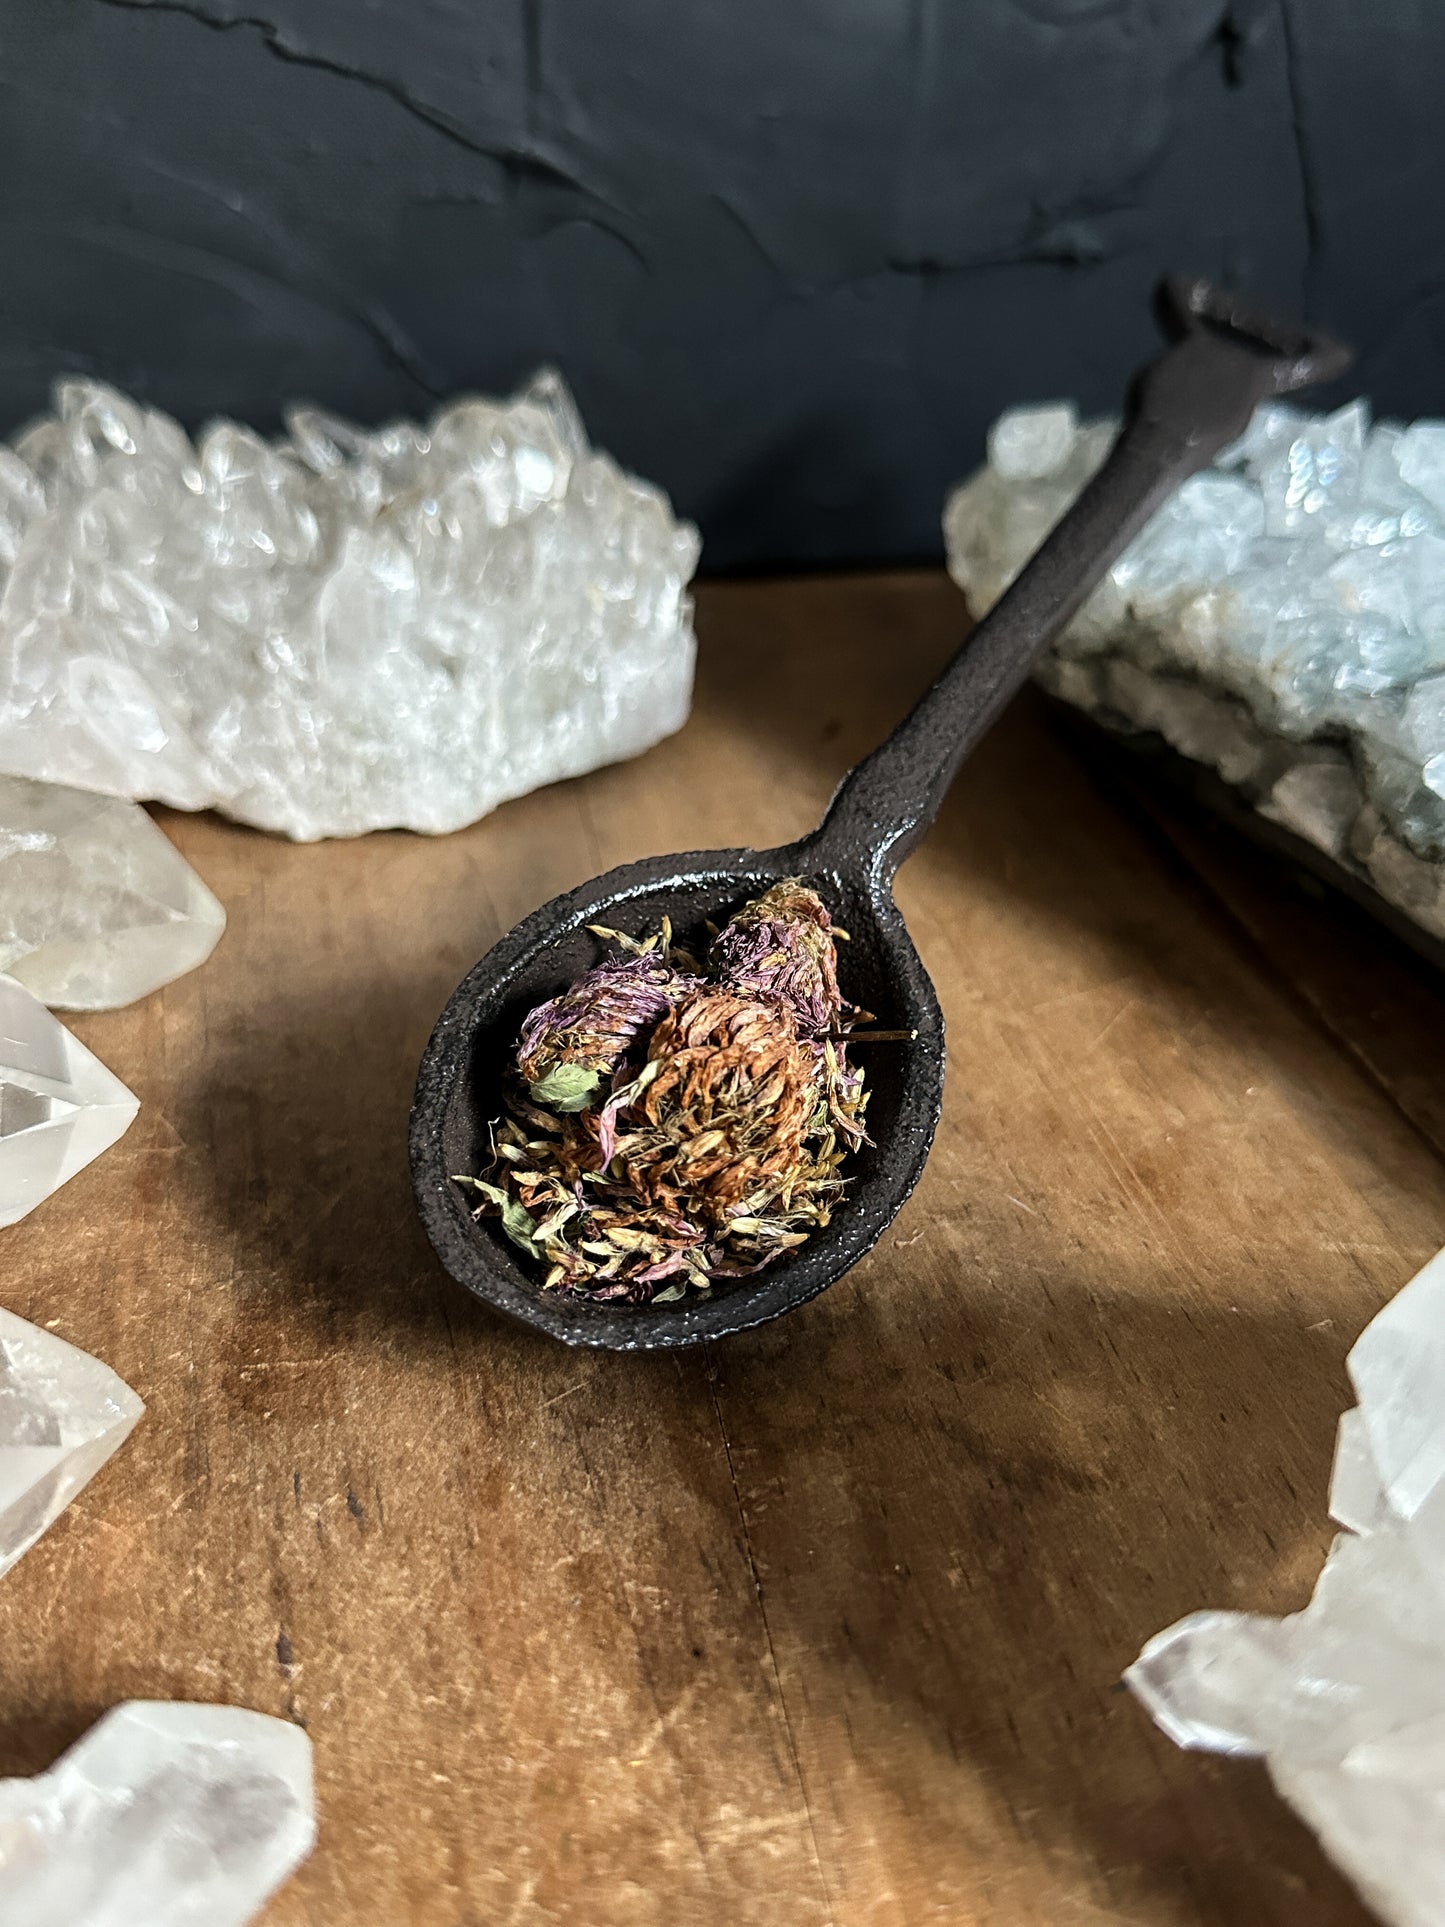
[410,278,1349,1351]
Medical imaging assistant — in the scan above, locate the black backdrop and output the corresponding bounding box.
[4,2,1441,567]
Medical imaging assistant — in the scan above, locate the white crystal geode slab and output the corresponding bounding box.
[943,400,1445,946]
[0,776,224,1009]
[0,1306,142,1578]
[1127,1247,1445,1927]
[0,1702,315,1925]
[0,372,700,841]
[0,975,138,1226]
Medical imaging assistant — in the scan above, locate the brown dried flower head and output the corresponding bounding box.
[607,988,819,1223]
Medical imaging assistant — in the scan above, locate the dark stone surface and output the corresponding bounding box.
[0,2,1436,567]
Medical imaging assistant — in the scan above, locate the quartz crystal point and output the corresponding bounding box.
[0,776,224,1009]
[944,400,1445,947]
[0,1701,315,1926]
[1126,1247,1445,1927]
[0,975,138,1226]
[0,1306,142,1577]
[0,373,700,840]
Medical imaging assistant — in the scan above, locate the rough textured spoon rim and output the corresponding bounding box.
[410,276,1350,1351]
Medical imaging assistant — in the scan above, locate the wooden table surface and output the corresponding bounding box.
[6,571,1445,1926]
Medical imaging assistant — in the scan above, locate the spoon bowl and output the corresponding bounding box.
[411,277,1349,1348]
[410,834,945,1349]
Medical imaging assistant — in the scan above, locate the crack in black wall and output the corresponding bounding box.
[1276,0,1322,312]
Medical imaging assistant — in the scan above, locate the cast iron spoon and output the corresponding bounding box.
[410,278,1349,1350]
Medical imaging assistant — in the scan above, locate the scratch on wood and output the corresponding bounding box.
[625,1681,701,1765]
[1086,999,1137,1054]
[543,1379,587,1408]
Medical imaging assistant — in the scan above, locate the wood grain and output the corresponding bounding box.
[4,570,1443,1925]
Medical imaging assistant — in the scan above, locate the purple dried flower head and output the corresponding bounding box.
[711,880,844,1036]
[516,953,697,1111]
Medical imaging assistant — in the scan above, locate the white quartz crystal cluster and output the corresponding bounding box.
[0,1304,142,1577]
[0,373,700,840]
[944,400,1445,945]
[1128,1246,1445,1927]
[0,776,224,1008]
[0,975,137,1228]
[0,1701,316,1925]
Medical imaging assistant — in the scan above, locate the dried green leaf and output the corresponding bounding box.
[498,1198,542,1257]
[528,1062,604,1112]
[460,1178,543,1258]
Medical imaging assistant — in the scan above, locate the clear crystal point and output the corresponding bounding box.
[0,975,138,1226]
[0,373,698,841]
[1126,1245,1445,1927]
[1329,1405,1386,1535]
[1343,1247,1445,1557]
[0,1701,315,1926]
[0,1305,142,1577]
[1126,1612,1273,1757]
[0,776,224,1009]
[986,402,1078,481]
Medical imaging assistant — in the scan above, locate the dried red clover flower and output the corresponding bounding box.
[711,879,868,1150]
[710,879,845,1035]
[610,988,817,1220]
[515,950,698,1111]
[462,881,870,1304]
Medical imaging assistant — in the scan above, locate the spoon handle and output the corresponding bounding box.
[804,278,1350,883]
